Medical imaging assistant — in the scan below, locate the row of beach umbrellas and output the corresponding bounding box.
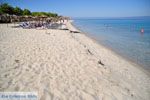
[0,14,70,23]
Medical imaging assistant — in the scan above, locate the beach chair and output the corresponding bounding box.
[19,24,31,29]
[19,25,24,28]
[25,23,29,26]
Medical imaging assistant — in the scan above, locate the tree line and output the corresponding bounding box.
[0,3,58,17]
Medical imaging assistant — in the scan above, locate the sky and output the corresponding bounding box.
[1,0,150,18]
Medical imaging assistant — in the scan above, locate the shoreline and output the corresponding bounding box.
[69,20,150,76]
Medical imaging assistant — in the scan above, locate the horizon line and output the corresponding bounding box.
[72,16,150,19]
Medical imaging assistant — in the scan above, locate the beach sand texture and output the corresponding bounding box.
[0,22,150,100]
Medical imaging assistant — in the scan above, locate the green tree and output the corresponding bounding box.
[0,3,58,17]
[47,12,58,17]
[0,3,14,15]
[23,9,31,15]
[0,9,2,15]
[52,13,58,17]
[32,12,58,17]
[14,6,23,15]
[32,12,40,17]
[47,12,52,17]
[39,12,47,16]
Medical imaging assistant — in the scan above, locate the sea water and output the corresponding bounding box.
[72,18,150,71]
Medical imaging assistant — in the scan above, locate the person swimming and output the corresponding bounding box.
[141,28,144,33]
[141,28,144,38]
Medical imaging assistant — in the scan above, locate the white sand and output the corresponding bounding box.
[0,22,150,100]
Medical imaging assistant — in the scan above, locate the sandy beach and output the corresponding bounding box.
[0,21,150,100]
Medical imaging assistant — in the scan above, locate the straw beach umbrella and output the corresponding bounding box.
[40,15,48,18]
[22,15,32,22]
[29,15,34,21]
[22,15,27,22]
[46,17,53,23]
[11,14,17,26]
[0,14,10,27]
[51,17,59,23]
[56,16,63,23]
[25,15,33,21]
[39,15,48,24]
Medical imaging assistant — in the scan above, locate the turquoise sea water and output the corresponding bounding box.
[72,18,150,71]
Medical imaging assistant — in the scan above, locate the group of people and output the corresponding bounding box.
[19,21,62,29]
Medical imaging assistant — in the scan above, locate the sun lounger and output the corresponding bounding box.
[19,24,31,29]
